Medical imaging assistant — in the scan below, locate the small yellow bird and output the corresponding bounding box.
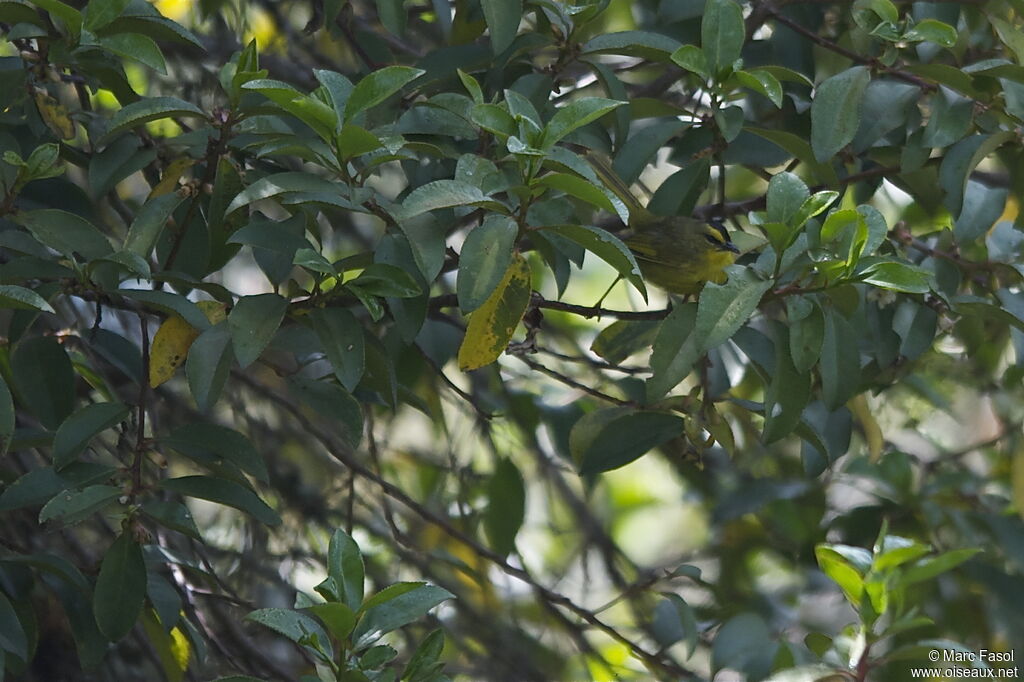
[588,153,739,295]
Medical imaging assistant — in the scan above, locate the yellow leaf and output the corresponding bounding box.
[141,609,189,682]
[148,158,195,199]
[197,300,228,324]
[457,254,531,371]
[848,394,884,461]
[33,89,76,140]
[417,520,497,610]
[998,194,1019,225]
[155,0,190,21]
[1013,449,1024,521]
[149,301,228,387]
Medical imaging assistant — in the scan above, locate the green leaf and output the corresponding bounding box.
[671,45,708,78]
[613,119,688,184]
[702,0,746,76]
[694,268,773,353]
[345,66,424,122]
[766,172,809,226]
[714,105,744,142]
[810,66,871,162]
[92,249,151,279]
[458,254,532,371]
[0,467,66,513]
[124,192,185,258]
[0,591,28,661]
[852,80,919,154]
[535,172,619,216]
[857,204,888,256]
[228,293,288,368]
[323,528,364,608]
[160,476,281,526]
[187,323,234,412]
[791,191,839,229]
[309,307,365,391]
[242,79,337,141]
[647,160,711,219]
[313,69,354,131]
[483,458,525,557]
[53,402,130,470]
[922,90,971,150]
[287,377,363,448]
[899,548,981,587]
[0,375,13,456]
[711,613,774,675]
[96,32,166,73]
[538,224,647,301]
[118,289,212,330]
[746,127,839,186]
[540,97,625,148]
[11,336,76,430]
[28,0,81,34]
[735,69,783,107]
[651,594,698,657]
[938,132,1015,216]
[226,172,351,215]
[104,14,203,49]
[903,18,957,47]
[789,299,824,374]
[246,608,332,657]
[859,261,932,294]
[106,96,205,137]
[140,500,202,541]
[480,0,521,53]
[402,629,446,682]
[14,209,112,261]
[346,263,421,298]
[762,323,811,443]
[646,303,700,401]
[955,180,1008,243]
[470,103,517,139]
[400,179,507,219]
[306,602,356,641]
[163,422,268,483]
[293,248,337,276]
[39,484,122,525]
[457,69,483,104]
[94,532,146,641]
[457,215,518,313]
[815,545,866,606]
[873,536,930,572]
[821,209,868,268]
[591,319,660,365]
[572,407,685,474]
[0,284,55,313]
[375,0,405,35]
[820,309,861,410]
[581,31,683,62]
[352,584,453,650]
[337,124,383,159]
[991,15,1024,63]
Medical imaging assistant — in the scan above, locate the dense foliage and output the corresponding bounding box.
[0,0,1023,680]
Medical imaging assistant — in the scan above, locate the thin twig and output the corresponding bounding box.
[236,375,693,679]
[767,9,936,91]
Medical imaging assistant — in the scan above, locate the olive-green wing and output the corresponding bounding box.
[624,224,696,266]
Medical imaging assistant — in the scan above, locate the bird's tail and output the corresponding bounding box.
[581,149,652,225]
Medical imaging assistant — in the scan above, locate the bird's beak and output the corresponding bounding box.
[722,242,740,254]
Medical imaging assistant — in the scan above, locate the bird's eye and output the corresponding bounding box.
[703,233,720,245]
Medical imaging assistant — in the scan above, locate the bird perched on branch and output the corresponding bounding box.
[587,152,739,295]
